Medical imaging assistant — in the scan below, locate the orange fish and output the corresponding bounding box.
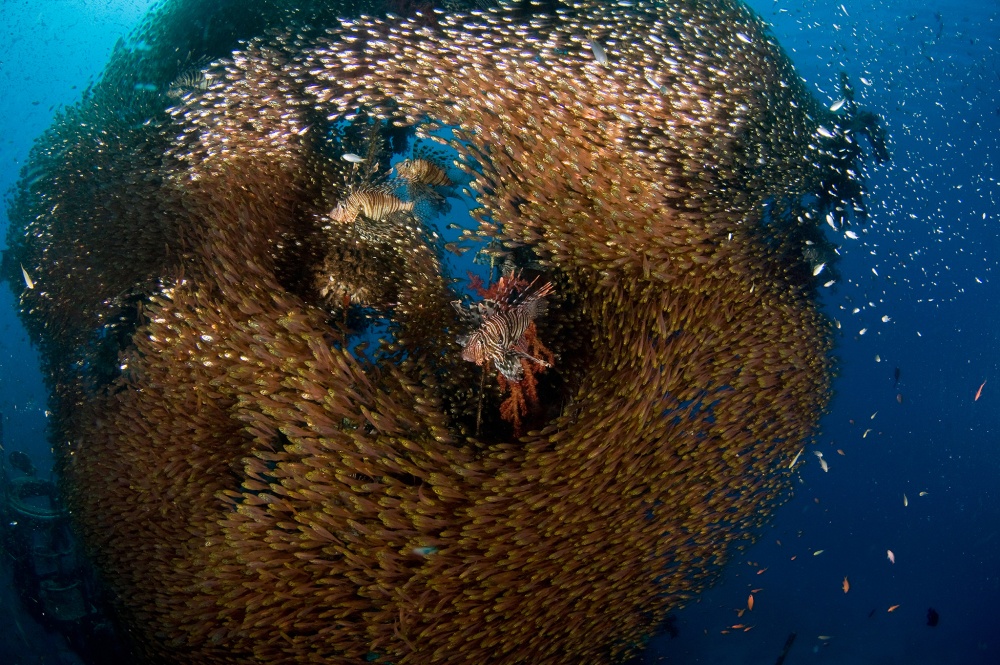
[731,624,745,629]
[747,594,755,611]
[842,576,850,593]
[887,549,895,564]
[888,604,900,612]
[975,379,986,401]
[751,588,764,594]
[736,609,745,618]
[757,568,768,575]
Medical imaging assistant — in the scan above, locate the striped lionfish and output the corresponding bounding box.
[329,187,414,225]
[453,271,554,382]
[166,58,213,99]
[394,158,452,187]
[394,157,454,218]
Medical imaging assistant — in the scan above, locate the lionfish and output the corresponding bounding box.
[394,158,452,187]
[453,271,554,382]
[166,59,213,98]
[329,188,414,225]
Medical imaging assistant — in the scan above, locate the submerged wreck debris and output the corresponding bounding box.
[2,0,887,662]
[774,632,798,665]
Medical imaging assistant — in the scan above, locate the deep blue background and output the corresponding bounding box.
[1,1,997,663]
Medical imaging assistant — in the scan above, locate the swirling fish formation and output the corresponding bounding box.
[3,0,884,662]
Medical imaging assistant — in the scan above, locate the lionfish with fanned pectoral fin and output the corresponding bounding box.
[454,270,554,381]
[454,269,556,435]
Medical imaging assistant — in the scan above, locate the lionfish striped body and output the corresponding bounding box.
[456,273,554,382]
[166,67,212,99]
[329,188,414,224]
[395,158,453,187]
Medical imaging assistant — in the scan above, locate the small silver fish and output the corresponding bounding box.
[645,76,667,95]
[813,262,826,276]
[829,99,846,112]
[588,38,609,66]
[816,126,835,139]
[341,153,365,163]
[789,448,804,469]
[20,264,34,290]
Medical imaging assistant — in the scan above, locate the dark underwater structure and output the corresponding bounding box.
[3,0,885,662]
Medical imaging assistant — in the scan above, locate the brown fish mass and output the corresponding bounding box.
[2,0,886,663]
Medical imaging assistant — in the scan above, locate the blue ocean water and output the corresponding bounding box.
[0,0,996,663]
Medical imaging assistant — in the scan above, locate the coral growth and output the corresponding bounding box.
[496,321,555,435]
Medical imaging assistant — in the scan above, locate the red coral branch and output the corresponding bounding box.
[495,322,554,436]
[465,271,487,298]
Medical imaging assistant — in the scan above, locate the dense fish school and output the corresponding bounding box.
[2,0,883,662]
